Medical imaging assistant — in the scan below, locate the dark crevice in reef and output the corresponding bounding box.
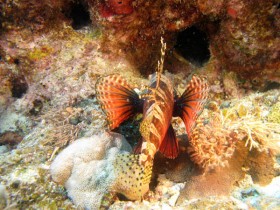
[262,81,280,92]
[174,26,211,67]
[116,193,130,201]
[65,1,91,30]
[29,99,44,116]
[14,58,20,65]
[10,76,28,98]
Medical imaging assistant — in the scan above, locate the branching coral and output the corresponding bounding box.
[220,104,280,153]
[233,120,279,152]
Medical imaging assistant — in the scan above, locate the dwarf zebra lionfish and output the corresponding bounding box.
[95,39,209,202]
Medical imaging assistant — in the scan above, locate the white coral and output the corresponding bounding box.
[50,131,132,209]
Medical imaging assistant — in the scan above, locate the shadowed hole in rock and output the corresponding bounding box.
[29,99,44,116]
[175,26,210,67]
[262,81,280,92]
[14,58,20,65]
[67,2,91,30]
[11,76,28,98]
[116,193,130,201]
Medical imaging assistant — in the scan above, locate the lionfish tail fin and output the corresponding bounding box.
[159,125,179,159]
[113,153,153,200]
[173,75,209,136]
[95,74,143,130]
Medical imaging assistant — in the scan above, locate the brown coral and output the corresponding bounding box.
[1,0,279,81]
[187,97,280,172]
[1,0,67,31]
[188,118,237,171]
[211,0,280,81]
[0,131,23,147]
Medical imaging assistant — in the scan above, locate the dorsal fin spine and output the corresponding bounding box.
[156,37,166,89]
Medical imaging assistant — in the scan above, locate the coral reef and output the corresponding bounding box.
[219,102,280,153]
[91,0,280,79]
[0,68,12,114]
[0,0,67,31]
[187,119,237,171]
[0,184,8,209]
[50,132,132,209]
[1,0,279,80]
[268,102,280,123]
[99,0,134,17]
[188,90,280,172]
[0,132,23,149]
[232,175,280,209]
[211,0,280,80]
[0,0,279,209]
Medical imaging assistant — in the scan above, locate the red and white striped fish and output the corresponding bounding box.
[95,40,209,201]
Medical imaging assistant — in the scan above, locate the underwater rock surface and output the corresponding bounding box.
[1,0,279,80]
[0,184,8,209]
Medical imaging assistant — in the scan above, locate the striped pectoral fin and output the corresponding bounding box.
[95,74,143,129]
[159,125,179,159]
[173,75,209,136]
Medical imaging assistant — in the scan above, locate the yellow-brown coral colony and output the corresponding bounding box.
[188,119,237,171]
[0,0,279,209]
